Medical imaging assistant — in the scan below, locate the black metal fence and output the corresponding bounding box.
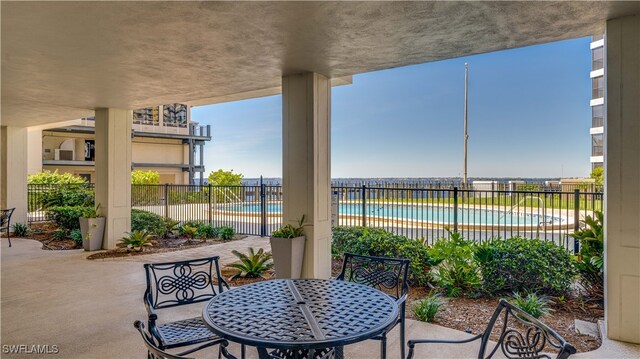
[28,183,603,251]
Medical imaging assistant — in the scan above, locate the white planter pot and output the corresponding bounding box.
[269,236,305,279]
[79,217,105,251]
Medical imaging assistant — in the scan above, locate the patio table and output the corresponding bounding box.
[202,279,399,359]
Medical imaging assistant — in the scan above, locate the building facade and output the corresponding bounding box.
[30,104,211,184]
[590,35,605,170]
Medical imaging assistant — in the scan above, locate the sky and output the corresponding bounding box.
[191,37,592,179]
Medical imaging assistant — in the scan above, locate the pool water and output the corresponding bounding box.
[218,202,564,226]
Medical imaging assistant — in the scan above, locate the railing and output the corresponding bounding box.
[28,183,603,252]
[592,116,604,128]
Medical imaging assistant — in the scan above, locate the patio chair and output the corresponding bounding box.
[143,257,237,359]
[406,298,577,359]
[0,208,15,247]
[336,253,410,359]
[134,320,196,359]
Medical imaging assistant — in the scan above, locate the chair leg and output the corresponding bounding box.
[7,228,11,247]
[241,344,246,359]
[380,335,387,359]
[400,308,406,359]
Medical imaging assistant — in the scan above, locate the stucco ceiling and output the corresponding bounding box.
[2,1,639,127]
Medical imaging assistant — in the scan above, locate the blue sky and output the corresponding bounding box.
[192,37,592,179]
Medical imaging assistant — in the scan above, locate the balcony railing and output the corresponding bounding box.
[592,88,604,99]
[592,59,604,71]
[592,146,604,157]
[592,116,604,128]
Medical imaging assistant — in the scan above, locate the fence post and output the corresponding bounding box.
[453,186,459,233]
[361,184,367,227]
[208,184,212,226]
[573,189,580,254]
[164,184,169,220]
[260,177,267,237]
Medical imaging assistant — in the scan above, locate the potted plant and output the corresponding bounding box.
[269,215,307,279]
[79,204,105,251]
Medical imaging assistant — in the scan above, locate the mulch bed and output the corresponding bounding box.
[86,235,247,260]
[29,222,82,250]
[329,259,602,353]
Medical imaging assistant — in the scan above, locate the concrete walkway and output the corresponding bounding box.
[1,237,638,358]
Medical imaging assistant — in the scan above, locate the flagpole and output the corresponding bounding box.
[463,63,469,187]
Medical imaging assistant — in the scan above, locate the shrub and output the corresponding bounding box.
[131,210,166,238]
[510,292,552,319]
[11,223,29,237]
[46,206,88,231]
[41,185,94,208]
[412,293,444,323]
[195,224,218,239]
[52,228,67,240]
[228,247,273,279]
[570,211,604,303]
[119,230,154,251]
[69,229,83,244]
[28,170,87,185]
[428,231,481,297]
[331,226,435,286]
[474,237,576,296]
[218,226,235,241]
[179,224,198,239]
[131,170,160,185]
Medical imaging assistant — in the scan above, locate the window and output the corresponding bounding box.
[592,76,604,99]
[163,104,188,128]
[133,107,159,125]
[592,134,604,156]
[592,47,604,70]
[592,105,604,127]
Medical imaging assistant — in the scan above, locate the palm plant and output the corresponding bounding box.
[119,230,154,252]
[228,248,273,279]
[570,211,604,303]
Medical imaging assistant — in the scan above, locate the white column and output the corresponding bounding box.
[94,108,132,249]
[0,126,28,224]
[605,15,640,344]
[282,72,332,279]
[27,128,43,175]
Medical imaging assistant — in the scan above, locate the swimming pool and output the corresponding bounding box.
[217,202,566,226]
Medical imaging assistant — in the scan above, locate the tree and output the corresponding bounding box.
[590,167,604,185]
[28,170,87,185]
[131,170,160,185]
[208,169,244,186]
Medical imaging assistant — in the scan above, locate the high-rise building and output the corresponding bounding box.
[590,35,605,170]
[28,104,211,185]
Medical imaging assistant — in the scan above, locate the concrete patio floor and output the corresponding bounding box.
[1,237,638,358]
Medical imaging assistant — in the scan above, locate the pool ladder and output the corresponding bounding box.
[498,196,549,239]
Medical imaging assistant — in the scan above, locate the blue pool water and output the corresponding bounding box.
[218,203,564,226]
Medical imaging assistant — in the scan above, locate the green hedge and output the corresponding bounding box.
[131,209,166,237]
[332,226,434,286]
[41,185,94,209]
[474,237,576,296]
[46,206,89,231]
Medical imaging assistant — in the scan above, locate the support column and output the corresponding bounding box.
[605,15,640,344]
[282,72,332,279]
[0,126,28,224]
[94,108,132,249]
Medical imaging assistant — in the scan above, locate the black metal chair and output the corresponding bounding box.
[0,208,15,247]
[135,320,197,359]
[407,298,577,359]
[336,253,410,359]
[143,257,236,359]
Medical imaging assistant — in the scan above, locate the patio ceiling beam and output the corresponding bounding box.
[282,72,332,279]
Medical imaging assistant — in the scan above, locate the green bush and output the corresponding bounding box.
[52,228,67,240]
[118,230,154,251]
[28,170,87,185]
[131,209,166,238]
[570,211,604,302]
[218,226,235,241]
[428,231,481,297]
[474,237,576,296]
[509,292,552,319]
[412,293,444,322]
[46,206,89,231]
[131,170,160,185]
[11,223,29,237]
[331,226,435,286]
[69,229,83,244]
[41,185,94,208]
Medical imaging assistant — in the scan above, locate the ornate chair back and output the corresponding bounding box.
[0,208,15,230]
[144,257,228,311]
[336,252,409,300]
[478,299,577,359]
